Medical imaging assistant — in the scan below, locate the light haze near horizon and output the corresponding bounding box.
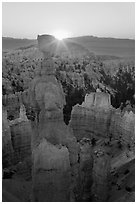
[2,2,135,39]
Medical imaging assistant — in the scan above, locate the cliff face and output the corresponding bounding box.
[2,90,29,120]
[78,138,93,201]
[109,111,135,149]
[69,92,135,201]
[10,121,31,164]
[70,92,113,141]
[2,103,32,181]
[70,106,112,141]
[32,139,71,201]
[70,92,135,148]
[3,94,20,120]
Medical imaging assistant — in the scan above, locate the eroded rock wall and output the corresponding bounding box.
[32,139,71,201]
[92,142,111,201]
[2,103,32,179]
[70,92,135,148]
[109,111,135,150]
[2,90,29,120]
[2,106,14,167]
[10,121,31,164]
[70,104,113,141]
[69,92,135,201]
[78,138,93,201]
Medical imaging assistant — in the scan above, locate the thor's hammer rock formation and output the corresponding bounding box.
[28,35,79,201]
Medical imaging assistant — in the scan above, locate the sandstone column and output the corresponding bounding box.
[28,35,79,201]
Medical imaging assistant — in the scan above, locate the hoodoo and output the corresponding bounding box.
[28,35,79,201]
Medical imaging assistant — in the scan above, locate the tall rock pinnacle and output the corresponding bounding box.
[28,35,79,201]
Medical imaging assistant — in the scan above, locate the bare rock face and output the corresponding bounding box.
[2,106,14,167]
[70,92,113,141]
[7,104,32,164]
[82,93,95,108]
[19,104,28,121]
[78,138,93,201]
[70,92,135,201]
[2,94,20,120]
[109,111,135,150]
[2,102,32,181]
[92,144,111,201]
[2,91,30,121]
[32,139,71,201]
[82,92,111,108]
[10,120,32,164]
[70,93,135,148]
[37,34,56,57]
[28,34,79,201]
[70,104,113,141]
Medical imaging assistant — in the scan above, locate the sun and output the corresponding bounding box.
[52,30,70,40]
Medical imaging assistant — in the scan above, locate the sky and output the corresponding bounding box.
[2,2,135,39]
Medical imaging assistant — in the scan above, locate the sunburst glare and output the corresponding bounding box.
[52,30,71,40]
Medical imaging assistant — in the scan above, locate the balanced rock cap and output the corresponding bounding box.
[37,34,57,56]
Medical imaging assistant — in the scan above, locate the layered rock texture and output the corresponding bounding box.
[2,90,29,120]
[78,138,93,201]
[70,93,134,146]
[8,104,31,162]
[70,93,112,141]
[2,102,32,182]
[28,35,79,201]
[109,110,135,150]
[70,92,135,201]
[2,106,14,167]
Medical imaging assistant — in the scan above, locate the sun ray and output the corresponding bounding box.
[52,30,71,41]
